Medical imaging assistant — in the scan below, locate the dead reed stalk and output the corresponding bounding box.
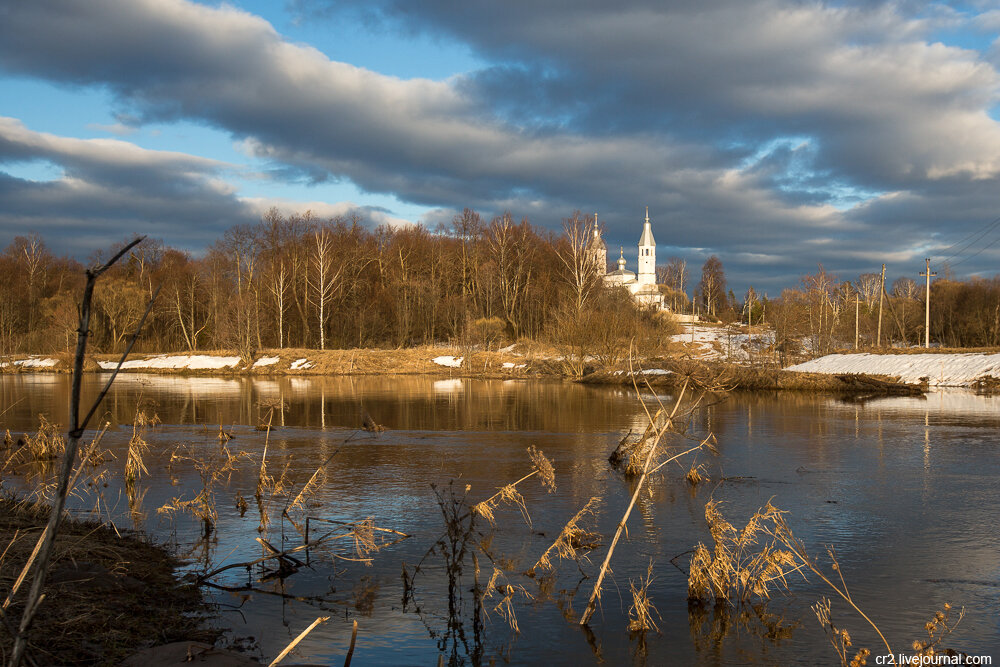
[287,450,339,512]
[527,496,601,576]
[471,446,556,528]
[580,376,701,625]
[628,560,661,633]
[814,596,871,667]
[265,616,330,667]
[769,513,895,662]
[482,567,534,634]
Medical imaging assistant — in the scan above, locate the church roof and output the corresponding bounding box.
[638,207,655,247]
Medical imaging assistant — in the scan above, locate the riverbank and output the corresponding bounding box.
[0,345,550,378]
[787,351,1000,388]
[0,496,215,666]
[9,343,1000,392]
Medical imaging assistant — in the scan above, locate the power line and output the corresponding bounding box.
[947,232,1000,269]
[932,214,1000,269]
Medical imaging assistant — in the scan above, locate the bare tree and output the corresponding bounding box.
[488,213,535,338]
[661,257,689,310]
[698,256,726,317]
[856,272,881,306]
[308,222,345,350]
[555,211,602,314]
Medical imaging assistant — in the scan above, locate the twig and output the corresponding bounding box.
[343,619,358,667]
[266,616,330,666]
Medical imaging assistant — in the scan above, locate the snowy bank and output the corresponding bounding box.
[1,357,60,368]
[97,355,242,371]
[786,353,1000,387]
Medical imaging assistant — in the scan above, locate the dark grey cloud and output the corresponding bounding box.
[0,0,999,292]
[0,118,401,257]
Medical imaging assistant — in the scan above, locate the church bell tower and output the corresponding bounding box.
[637,206,656,286]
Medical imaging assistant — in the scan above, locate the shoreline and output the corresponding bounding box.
[0,496,216,666]
[0,346,951,395]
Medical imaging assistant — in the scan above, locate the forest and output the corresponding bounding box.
[1,208,998,360]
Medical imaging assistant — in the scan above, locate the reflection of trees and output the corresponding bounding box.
[3,376,657,435]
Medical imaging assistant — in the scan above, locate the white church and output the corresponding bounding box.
[588,207,665,309]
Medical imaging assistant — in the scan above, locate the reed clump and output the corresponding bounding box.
[687,499,800,603]
[628,560,661,633]
[159,445,247,538]
[125,406,158,487]
[685,462,709,486]
[11,415,66,463]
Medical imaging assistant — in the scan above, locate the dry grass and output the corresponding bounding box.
[158,445,247,538]
[912,602,965,659]
[814,597,871,667]
[125,406,158,486]
[22,415,65,462]
[627,560,661,633]
[483,567,534,634]
[687,500,800,604]
[685,462,709,486]
[527,496,601,576]
[0,496,211,665]
[471,446,556,527]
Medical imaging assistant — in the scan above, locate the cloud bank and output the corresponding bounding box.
[1,0,1000,289]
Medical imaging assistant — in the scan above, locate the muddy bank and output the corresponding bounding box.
[0,497,217,666]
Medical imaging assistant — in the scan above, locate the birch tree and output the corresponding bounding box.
[555,211,602,315]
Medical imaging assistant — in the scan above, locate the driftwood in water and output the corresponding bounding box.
[834,373,925,401]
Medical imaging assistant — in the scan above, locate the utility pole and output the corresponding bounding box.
[920,258,937,349]
[876,263,886,347]
[855,292,860,350]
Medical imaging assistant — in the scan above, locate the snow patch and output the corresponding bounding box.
[97,355,241,370]
[15,357,59,368]
[253,356,280,368]
[671,324,772,362]
[432,356,463,368]
[290,358,314,370]
[786,353,1000,387]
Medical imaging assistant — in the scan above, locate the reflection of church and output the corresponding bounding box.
[588,207,664,309]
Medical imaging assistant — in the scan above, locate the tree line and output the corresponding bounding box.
[2,211,997,361]
[0,210,669,362]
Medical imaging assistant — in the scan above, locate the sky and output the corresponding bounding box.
[2,0,1000,294]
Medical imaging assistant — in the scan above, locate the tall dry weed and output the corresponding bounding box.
[687,499,800,603]
[628,560,661,633]
[527,496,601,576]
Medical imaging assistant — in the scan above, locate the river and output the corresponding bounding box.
[1,374,998,665]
